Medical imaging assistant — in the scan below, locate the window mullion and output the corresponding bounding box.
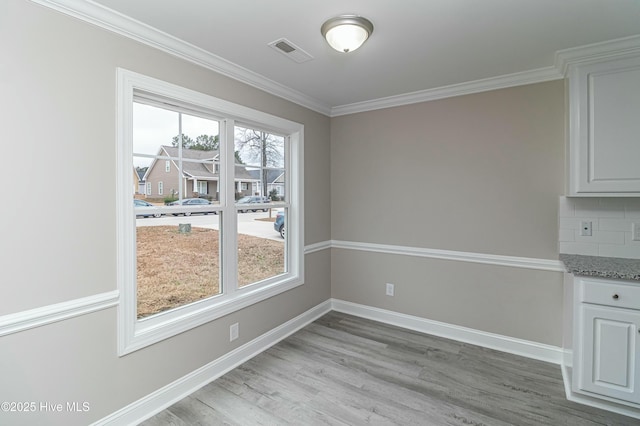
[178,113,183,201]
[221,119,238,295]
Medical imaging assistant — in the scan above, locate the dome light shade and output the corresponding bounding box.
[321,16,374,53]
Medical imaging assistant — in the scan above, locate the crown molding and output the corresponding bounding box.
[330,66,562,116]
[555,34,640,75]
[27,1,640,118]
[29,0,332,116]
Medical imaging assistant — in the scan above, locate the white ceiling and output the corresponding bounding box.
[57,0,640,114]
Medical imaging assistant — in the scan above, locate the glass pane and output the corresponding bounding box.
[133,105,222,319]
[236,209,285,287]
[133,102,179,163]
[234,126,285,169]
[234,126,285,202]
[134,152,172,201]
[234,165,260,202]
[266,168,286,202]
[169,112,220,204]
[136,213,221,318]
[180,113,220,152]
[265,137,285,169]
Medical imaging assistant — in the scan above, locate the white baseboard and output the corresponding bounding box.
[563,349,573,368]
[331,299,564,365]
[93,300,332,426]
[95,298,567,424]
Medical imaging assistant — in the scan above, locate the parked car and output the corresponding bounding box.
[237,196,270,213]
[274,211,285,239]
[167,198,216,216]
[134,199,162,218]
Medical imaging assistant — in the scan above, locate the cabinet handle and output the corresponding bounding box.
[613,294,619,300]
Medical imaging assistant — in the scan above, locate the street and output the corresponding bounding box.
[136,210,284,241]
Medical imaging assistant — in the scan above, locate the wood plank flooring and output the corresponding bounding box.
[141,312,639,425]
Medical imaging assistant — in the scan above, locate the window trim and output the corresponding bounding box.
[116,68,304,355]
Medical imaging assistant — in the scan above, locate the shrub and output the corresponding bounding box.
[269,189,280,201]
[163,195,178,205]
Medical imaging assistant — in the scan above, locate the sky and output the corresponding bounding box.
[133,102,219,168]
[132,102,285,170]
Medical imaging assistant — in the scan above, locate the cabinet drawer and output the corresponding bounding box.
[581,278,640,309]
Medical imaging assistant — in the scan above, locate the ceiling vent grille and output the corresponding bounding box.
[268,38,314,63]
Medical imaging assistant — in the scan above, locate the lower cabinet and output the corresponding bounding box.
[574,277,640,407]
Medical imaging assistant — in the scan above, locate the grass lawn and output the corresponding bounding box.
[136,226,284,318]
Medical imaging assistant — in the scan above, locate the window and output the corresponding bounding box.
[197,181,207,195]
[117,69,303,355]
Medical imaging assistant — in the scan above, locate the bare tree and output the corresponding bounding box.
[234,128,284,197]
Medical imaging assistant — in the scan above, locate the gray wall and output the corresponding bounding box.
[331,81,566,346]
[2,0,571,423]
[0,1,330,424]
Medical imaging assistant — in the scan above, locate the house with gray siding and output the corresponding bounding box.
[143,145,258,200]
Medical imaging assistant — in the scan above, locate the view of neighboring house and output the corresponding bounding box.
[143,146,258,200]
[248,169,286,198]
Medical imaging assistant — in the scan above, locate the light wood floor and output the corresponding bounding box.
[141,312,639,425]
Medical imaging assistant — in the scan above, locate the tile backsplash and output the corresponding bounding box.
[559,197,640,259]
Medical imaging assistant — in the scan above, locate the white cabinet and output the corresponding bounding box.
[578,304,640,403]
[567,55,640,196]
[574,277,640,406]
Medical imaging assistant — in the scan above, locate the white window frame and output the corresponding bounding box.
[116,69,304,355]
[165,160,171,172]
[158,181,163,195]
[145,182,151,196]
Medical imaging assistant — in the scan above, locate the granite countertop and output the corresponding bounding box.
[560,254,640,282]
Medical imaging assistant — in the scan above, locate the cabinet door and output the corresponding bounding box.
[578,304,640,404]
[568,55,640,195]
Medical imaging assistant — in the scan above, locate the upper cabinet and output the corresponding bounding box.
[567,54,640,196]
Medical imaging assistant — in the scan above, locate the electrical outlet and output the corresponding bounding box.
[230,323,239,341]
[386,283,394,296]
[580,221,592,237]
[633,222,640,241]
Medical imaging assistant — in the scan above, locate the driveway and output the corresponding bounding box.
[136,210,283,241]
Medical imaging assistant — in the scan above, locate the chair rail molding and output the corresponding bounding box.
[0,290,120,337]
[331,240,565,272]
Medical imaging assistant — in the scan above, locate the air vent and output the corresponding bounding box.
[275,41,295,53]
[268,38,314,63]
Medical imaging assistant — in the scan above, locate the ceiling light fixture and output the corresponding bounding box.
[321,15,374,53]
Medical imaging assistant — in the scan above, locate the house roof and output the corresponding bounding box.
[156,146,257,181]
[248,169,285,184]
